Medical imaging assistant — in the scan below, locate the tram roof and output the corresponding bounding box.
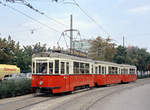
[32,52,94,63]
[33,52,136,68]
[120,64,136,68]
[94,60,119,66]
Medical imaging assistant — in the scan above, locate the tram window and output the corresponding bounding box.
[61,62,65,74]
[112,67,115,74]
[124,69,128,74]
[99,66,101,74]
[133,69,135,74]
[73,62,79,74]
[36,63,40,73]
[95,67,98,74]
[49,62,53,74]
[108,67,111,74]
[129,69,131,74]
[91,65,93,74]
[130,69,135,74]
[80,63,85,74]
[36,63,47,74]
[114,67,118,74]
[85,63,89,74]
[55,60,59,74]
[66,62,69,74]
[102,67,104,74]
[121,69,125,74]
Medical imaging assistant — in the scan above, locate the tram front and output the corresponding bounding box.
[31,57,54,93]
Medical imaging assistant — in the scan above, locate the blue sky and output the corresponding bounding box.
[0,0,150,51]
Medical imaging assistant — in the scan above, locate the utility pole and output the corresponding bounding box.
[60,15,80,55]
[123,36,125,47]
[70,15,73,54]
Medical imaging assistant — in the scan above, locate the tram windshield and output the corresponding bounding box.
[32,60,53,75]
[36,62,47,74]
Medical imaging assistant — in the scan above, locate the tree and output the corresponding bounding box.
[0,36,16,64]
[88,36,116,62]
[32,42,47,54]
[113,46,126,64]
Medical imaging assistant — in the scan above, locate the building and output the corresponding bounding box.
[72,39,92,53]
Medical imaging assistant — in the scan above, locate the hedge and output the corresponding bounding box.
[137,74,150,79]
[0,79,31,99]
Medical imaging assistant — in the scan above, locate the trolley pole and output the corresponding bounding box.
[70,15,73,54]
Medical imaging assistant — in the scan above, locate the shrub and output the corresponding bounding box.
[0,79,31,99]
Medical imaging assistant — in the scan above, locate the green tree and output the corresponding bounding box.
[89,36,116,62]
[0,36,16,64]
[113,45,132,64]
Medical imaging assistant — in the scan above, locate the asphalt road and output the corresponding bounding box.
[0,78,150,110]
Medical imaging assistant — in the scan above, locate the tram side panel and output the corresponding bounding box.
[32,75,71,93]
[95,74,106,86]
[69,74,95,90]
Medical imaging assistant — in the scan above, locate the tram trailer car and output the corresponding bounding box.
[31,52,137,94]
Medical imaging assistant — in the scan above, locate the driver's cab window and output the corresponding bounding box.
[36,62,47,74]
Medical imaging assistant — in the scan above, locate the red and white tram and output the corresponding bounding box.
[31,52,137,94]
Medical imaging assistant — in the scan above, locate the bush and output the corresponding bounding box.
[137,74,150,79]
[0,79,31,99]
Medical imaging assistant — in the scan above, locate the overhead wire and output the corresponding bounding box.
[63,0,111,37]
[0,1,61,33]
[5,0,69,28]
[22,0,69,28]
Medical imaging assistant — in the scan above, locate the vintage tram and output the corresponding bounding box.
[31,52,137,94]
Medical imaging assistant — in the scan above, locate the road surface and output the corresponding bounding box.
[0,78,150,110]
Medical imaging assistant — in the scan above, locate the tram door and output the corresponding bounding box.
[65,62,70,91]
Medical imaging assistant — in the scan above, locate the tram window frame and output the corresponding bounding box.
[49,62,53,74]
[61,62,65,74]
[55,60,59,74]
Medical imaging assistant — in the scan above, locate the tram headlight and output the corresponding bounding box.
[39,81,43,85]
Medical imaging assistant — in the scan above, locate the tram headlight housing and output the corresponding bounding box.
[39,81,43,85]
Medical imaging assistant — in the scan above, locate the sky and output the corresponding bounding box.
[0,0,150,51]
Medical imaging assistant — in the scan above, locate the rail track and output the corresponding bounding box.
[0,79,150,110]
